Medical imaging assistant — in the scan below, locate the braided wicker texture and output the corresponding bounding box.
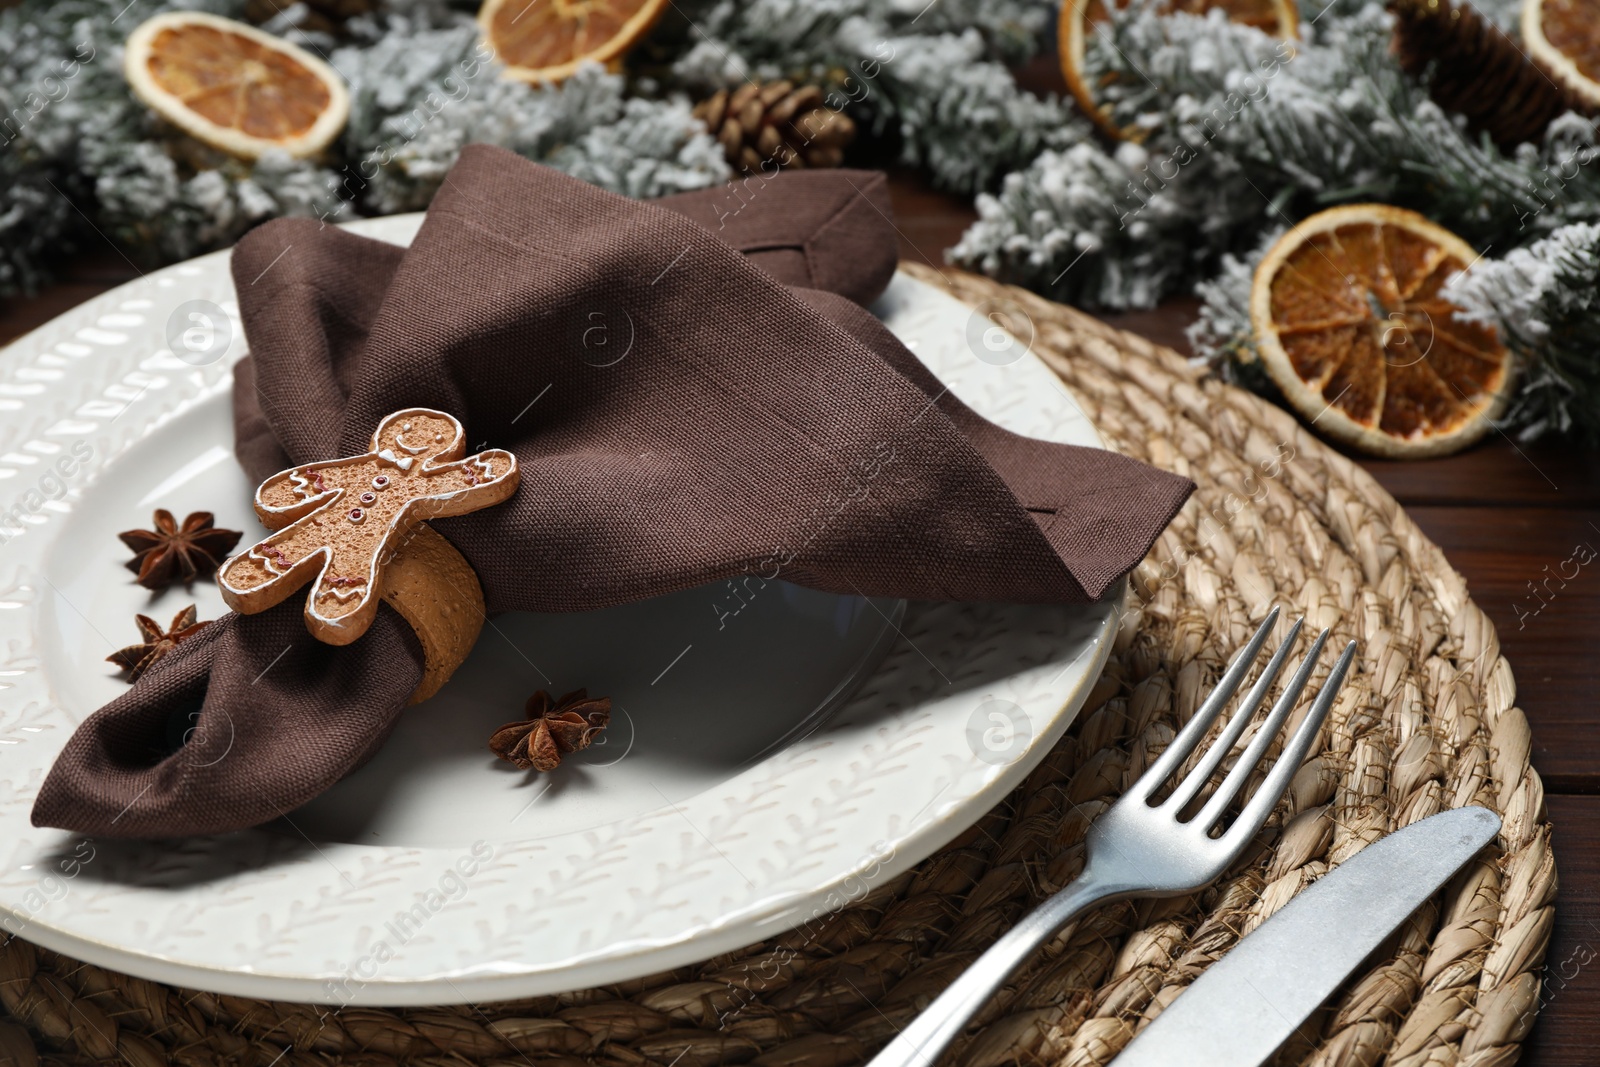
[0,265,1554,1067]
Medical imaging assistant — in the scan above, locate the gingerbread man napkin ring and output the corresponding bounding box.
[219,408,518,703]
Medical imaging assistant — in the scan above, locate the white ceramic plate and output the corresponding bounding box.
[0,215,1117,1006]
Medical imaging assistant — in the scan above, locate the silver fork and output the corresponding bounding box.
[868,607,1357,1067]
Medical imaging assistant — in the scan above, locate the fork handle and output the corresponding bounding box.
[866,871,1129,1067]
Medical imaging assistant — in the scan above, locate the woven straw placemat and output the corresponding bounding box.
[0,264,1554,1067]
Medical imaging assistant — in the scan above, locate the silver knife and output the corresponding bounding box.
[1111,806,1501,1067]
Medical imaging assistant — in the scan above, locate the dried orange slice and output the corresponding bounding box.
[1250,205,1513,459]
[479,0,669,84]
[1059,0,1298,139]
[123,12,349,161]
[1523,0,1600,110]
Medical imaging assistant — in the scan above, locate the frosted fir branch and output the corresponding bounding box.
[340,0,466,42]
[862,29,1088,190]
[1444,222,1600,345]
[335,20,728,213]
[661,0,1070,191]
[1186,227,1283,384]
[0,0,114,293]
[3,0,1056,291]
[1445,222,1600,440]
[77,6,343,259]
[950,5,1302,306]
[252,1,340,52]
[872,0,1057,62]
[2,0,726,284]
[0,165,75,296]
[951,141,1232,308]
[549,95,731,199]
[88,139,345,259]
[1162,5,1600,241]
[0,0,344,277]
[953,0,1600,308]
[663,0,1059,78]
[1083,0,1293,141]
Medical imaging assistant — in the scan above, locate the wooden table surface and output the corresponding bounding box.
[3,171,1595,1065]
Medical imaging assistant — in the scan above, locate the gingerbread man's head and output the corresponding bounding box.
[371,409,466,467]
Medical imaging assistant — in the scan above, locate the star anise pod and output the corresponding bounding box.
[106,605,213,683]
[119,509,242,591]
[489,689,611,772]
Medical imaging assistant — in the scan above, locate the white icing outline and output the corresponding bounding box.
[317,579,368,602]
[250,543,294,574]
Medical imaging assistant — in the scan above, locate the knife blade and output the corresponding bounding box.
[1111,805,1501,1067]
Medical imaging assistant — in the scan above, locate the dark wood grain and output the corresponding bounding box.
[1361,446,1600,509]
[882,169,979,272]
[1,169,1592,1065]
[1522,794,1600,1067]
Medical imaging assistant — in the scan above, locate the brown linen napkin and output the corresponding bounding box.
[33,147,1192,838]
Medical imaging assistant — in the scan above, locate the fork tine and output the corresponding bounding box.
[1192,627,1332,832]
[1131,607,1280,802]
[1225,640,1356,843]
[1163,617,1303,814]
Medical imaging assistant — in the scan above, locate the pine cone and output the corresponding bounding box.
[244,0,377,33]
[694,81,857,174]
[1390,0,1576,149]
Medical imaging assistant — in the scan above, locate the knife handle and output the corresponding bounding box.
[866,871,1126,1067]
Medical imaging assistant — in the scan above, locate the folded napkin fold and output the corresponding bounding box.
[34,146,1192,839]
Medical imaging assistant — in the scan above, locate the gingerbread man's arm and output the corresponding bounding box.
[409,449,520,519]
[218,519,334,615]
[254,460,358,530]
[219,502,386,645]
